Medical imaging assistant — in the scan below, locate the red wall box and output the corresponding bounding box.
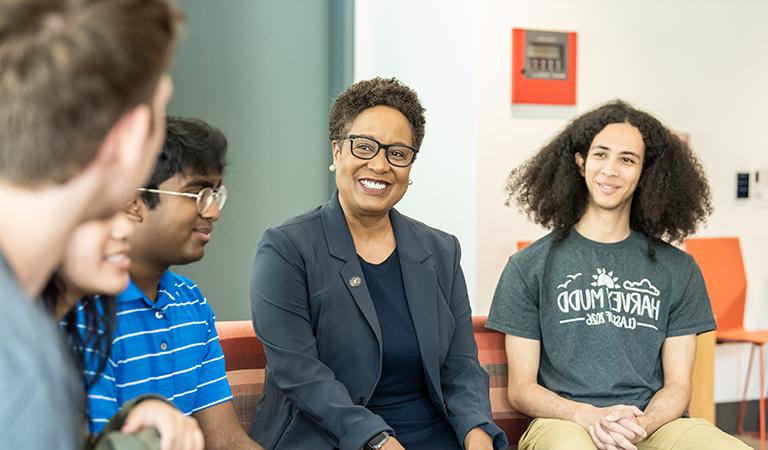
[511,28,577,105]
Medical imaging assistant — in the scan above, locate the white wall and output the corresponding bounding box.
[355,0,479,297]
[356,0,768,403]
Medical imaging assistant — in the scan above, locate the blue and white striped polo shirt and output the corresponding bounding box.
[81,270,232,433]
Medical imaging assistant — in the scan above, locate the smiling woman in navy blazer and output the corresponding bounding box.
[249,77,507,450]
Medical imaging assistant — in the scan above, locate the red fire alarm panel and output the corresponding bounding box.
[511,28,577,105]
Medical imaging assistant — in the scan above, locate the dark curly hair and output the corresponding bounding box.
[329,77,426,150]
[506,100,712,252]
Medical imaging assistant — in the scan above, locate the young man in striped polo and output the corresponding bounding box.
[83,116,262,450]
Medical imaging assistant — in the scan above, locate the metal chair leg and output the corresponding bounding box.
[761,344,766,450]
[741,345,757,435]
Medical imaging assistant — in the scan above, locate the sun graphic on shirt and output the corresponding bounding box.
[591,268,619,289]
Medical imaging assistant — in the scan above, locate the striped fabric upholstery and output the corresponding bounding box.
[216,321,266,430]
[217,318,529,446]
[473,316,530,448]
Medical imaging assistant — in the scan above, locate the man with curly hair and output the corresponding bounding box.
[486,101,747,450]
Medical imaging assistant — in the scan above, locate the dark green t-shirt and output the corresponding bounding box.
[486,229,716,410]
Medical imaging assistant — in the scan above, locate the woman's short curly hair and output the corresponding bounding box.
[329,77,426,149]
[506,100,712,245]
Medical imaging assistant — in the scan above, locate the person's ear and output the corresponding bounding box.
[125,197,146,223]
[574,152,586,176]
[331,140,341,163]
[97,104,152,173]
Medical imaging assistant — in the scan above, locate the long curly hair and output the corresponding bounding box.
[506,100,712,250]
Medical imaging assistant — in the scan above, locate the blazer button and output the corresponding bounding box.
[349,276,362,287]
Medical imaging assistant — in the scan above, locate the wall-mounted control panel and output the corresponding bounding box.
[512,28,577,105]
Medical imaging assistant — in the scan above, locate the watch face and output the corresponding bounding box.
[367,432,389,449]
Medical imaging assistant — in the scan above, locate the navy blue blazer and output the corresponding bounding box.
[249,194,507,450]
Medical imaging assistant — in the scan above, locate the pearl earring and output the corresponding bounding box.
[408,179,413,186]
[328,164,336,172]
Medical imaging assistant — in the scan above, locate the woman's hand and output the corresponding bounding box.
[464,427,494,450]
[121,399,205,450]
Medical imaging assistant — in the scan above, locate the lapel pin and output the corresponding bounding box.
[349,276,362,287]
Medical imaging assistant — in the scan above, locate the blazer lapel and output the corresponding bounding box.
[321,193,383,344]
[390,209,441,399]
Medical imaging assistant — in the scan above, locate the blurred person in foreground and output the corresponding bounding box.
[43,213,204,450]
[0,0,180,448]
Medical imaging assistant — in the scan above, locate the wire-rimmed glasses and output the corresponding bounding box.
[136,185,228,214]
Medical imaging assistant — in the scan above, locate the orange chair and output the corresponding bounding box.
[685,237,766,449]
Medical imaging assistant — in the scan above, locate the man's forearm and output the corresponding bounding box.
[510,381,594,424]
[209,431,262,450]
[234,433,263,450]
[637,382,690,435]
[195,401,263,450]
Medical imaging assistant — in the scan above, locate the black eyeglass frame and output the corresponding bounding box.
[343,134,419,167]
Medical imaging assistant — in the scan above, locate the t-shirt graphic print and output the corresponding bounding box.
[555,268,662,332]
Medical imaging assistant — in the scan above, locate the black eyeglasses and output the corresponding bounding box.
[344,135,418,167]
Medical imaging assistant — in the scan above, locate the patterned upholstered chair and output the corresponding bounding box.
[473,316,530,448]
[217,318,529,447]
[215,320,266,431]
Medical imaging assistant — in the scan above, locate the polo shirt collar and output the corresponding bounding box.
[117,269,177,309]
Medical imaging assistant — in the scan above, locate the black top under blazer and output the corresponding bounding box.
[249,193,507,450]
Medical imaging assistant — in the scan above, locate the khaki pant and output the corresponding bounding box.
[518,417,752,450]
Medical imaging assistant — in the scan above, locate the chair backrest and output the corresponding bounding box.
[684,237,747,332]
[216,320,266,370]
[473,316,530,444]
[217,318,532,438]
[216,320,266,431]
